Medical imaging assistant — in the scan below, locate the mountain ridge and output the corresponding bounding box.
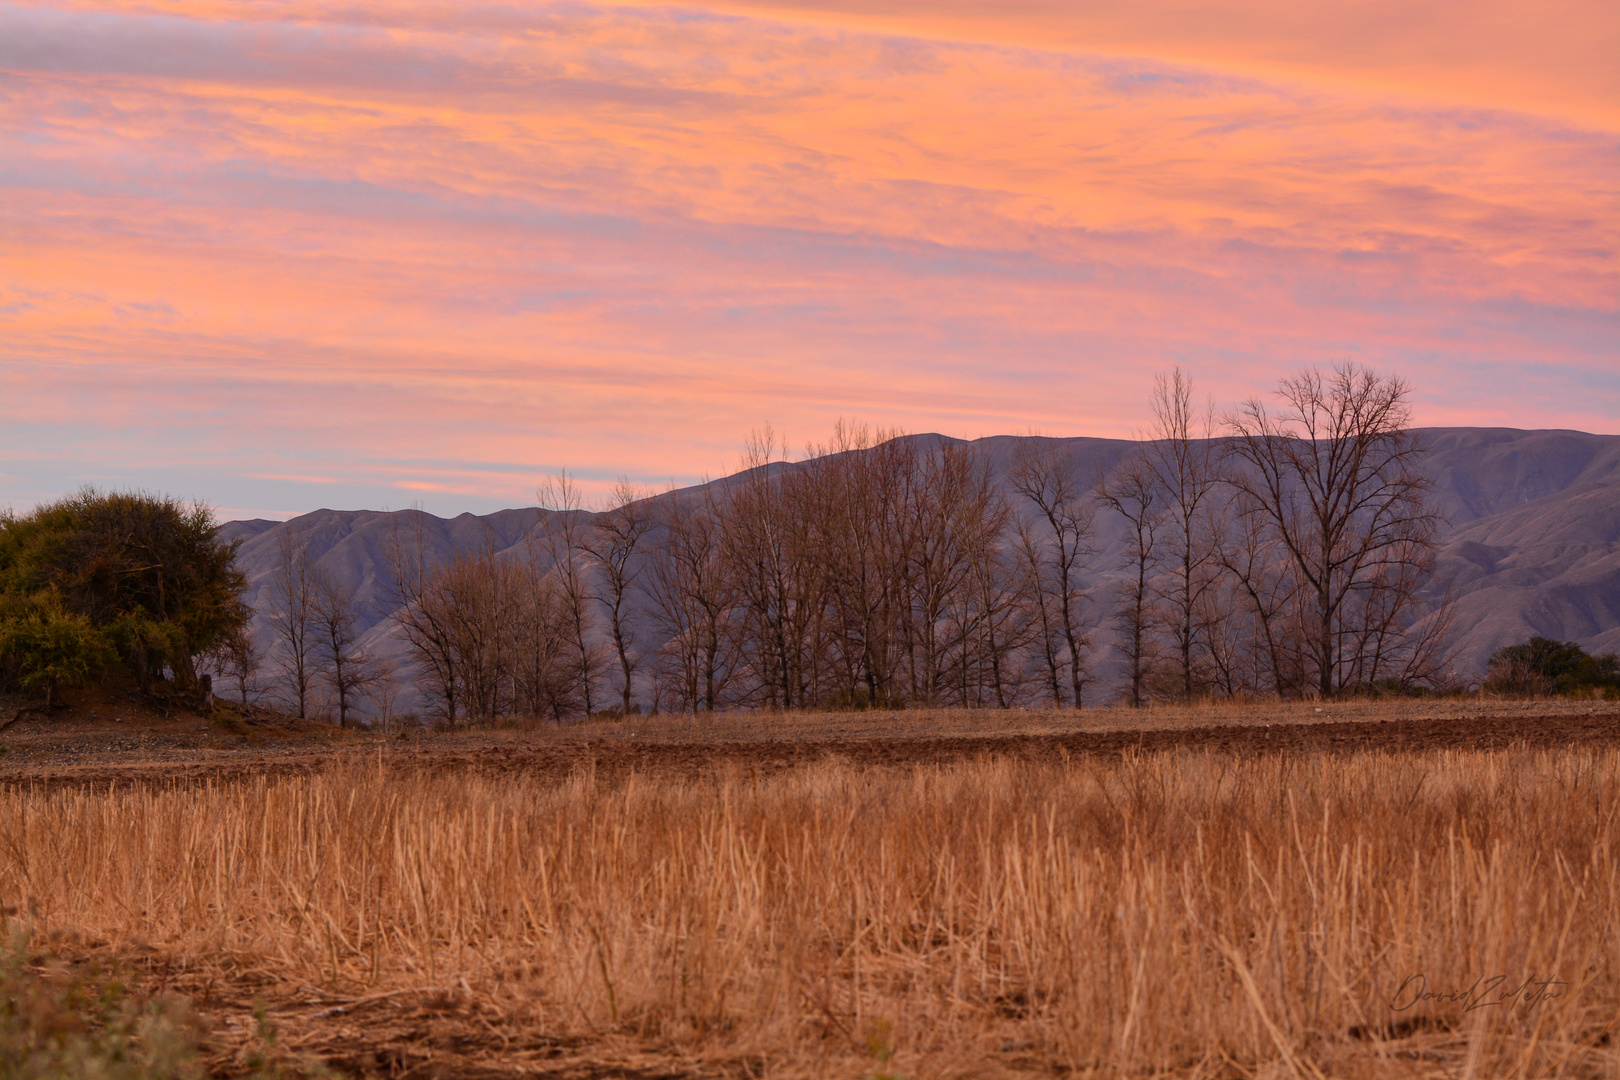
[219,426,1620,703]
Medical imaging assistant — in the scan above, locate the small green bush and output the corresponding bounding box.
[0,602,117,708]
[0,934,204,1080]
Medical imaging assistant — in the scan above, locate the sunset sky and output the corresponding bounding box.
[2,1,1616,517]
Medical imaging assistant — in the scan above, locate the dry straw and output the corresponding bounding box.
[2,745,1616,1076]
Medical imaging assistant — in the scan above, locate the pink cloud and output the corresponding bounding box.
[0,1,1614,513]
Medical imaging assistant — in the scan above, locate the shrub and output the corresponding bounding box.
[0,601,117,708]
[1485,636,1620,696]
[0,933,203,1079]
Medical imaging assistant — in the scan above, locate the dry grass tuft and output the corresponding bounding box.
[2,744,1618,1077]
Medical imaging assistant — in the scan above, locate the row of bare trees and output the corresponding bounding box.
[1102,365,1452,703]
[377,427,1050,720]
[277,363,1450,724]
[258,529,386,727]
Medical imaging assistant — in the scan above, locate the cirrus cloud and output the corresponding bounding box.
[0,0,1614,515]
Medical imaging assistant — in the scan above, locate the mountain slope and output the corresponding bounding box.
[220,427,1620,703]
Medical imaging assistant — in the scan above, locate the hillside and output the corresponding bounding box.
[219,427,1620,705]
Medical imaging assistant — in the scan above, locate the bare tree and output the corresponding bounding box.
[646,487,734,712]
[721,427,818,709]
[381,511,578,727]
[583,480,654,714]
[382,510,461,723]
[204,623,264,708]
[269,525,317,718]
[432,545,521,722]
[1008,439,1095,707]
[907,442,1009,705]
[333,395,1456,717]
[368,655,404,733]
[511,554,574,721]
[1209,495,1301,697]
[1142,370,1222,702]
[312,567,375,728]
[812,423,916,709]
[957,497,1030,708]
[1014,520,1066,706]
[1223,363,1447,697]
[1096,453,1161,707]
[538,472,604,717]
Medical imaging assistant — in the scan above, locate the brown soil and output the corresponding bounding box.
[1,690,1614,791]
[32,937,746,1080]
[0,680,372,786]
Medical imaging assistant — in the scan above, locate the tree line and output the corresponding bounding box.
[286,363,1453,724]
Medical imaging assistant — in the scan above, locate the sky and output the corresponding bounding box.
[1,0,1616,519]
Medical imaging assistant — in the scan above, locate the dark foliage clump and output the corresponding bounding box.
[0,489,248,706]
[1485,636,1620,697]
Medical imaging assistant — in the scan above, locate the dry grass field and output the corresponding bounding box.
[1,701,1618,1077]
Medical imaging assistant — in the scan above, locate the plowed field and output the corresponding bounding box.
[2,700,1614,790]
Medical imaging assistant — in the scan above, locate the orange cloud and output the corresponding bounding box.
[669,0,1620,127]
[0,1,1614,514]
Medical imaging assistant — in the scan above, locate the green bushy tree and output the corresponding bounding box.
[0,490,248,701]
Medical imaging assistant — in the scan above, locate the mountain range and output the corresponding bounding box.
[218,427,1620,705]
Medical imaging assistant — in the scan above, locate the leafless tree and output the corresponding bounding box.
[721,427,819,709]
[684,427,1056,712]
[1209,495,1301,697]
[811,423,920,708]
[204,623,265,708]
[1223,363,1447,697]
[435,542,526,722]
[382,510,579,727]
[646,487,734,712]
[538,472,604,716]
[1096,453,1162,707]
[311,567,376,728]
[584,480,654,713]
[1142,370,1223,701]
[368,655,404,732]
[247,390,1461,719]
[323,382,1462,715]
[957,503,1030,708]
[269,525,317,718]
[382,510,461,722]
[1014,520,1066,706]
[907,442,1010,705]
[511,554,575,721]
[1008,439,1095,707]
